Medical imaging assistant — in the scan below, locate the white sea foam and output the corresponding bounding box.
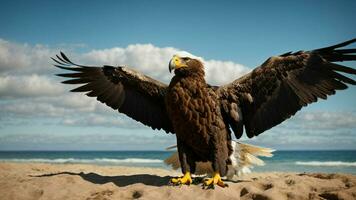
[295,161,356,167]
[0,158,163,164]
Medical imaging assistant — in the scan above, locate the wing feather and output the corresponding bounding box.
[54,53,174,133]
[218,39,356,138]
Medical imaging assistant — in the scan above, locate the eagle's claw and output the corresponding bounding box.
[170,172,192,186]
[203,172,228,189]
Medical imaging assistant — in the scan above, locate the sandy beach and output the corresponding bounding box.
[0,162,355,200]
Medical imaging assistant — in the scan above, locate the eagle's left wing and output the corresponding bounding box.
[53,52,174,133]
[218,39,356,138]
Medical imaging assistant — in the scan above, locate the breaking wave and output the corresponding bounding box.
[0,158,163,164]
[295,161,356,167]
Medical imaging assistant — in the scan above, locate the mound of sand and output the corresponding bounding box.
[1,162,355,200]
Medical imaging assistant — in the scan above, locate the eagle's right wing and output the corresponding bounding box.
[53,52,174,133]
[218,39,356,139]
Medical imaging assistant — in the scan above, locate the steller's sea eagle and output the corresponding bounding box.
[54,39,356,188]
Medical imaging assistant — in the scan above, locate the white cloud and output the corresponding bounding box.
[289,111,356,130]
[81,44,178,83]
[204,60,249,85]
[81,44,250,85]
[60,113,143,129]
[0,74,64,98]
[1,100,67,118]
[0,94,111,118]
[0,39,58,74]
[244,126,356,150]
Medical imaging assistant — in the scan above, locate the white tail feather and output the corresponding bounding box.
[164,141,275,180]
[244,153,265,166]
[237,142,275,157]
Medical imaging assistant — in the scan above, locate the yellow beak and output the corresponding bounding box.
[169,55,187,73]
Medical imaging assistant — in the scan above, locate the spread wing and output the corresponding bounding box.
[219,39,356,138]
[53,52,174,133]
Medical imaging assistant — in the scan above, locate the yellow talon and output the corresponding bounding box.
[204,172,227,188]
[170,172,192,185]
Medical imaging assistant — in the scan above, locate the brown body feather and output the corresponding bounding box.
[54,39,356,179]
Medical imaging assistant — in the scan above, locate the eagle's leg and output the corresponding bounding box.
[203,171,227,188]
[203,140,229,188]
[170,140,195,185]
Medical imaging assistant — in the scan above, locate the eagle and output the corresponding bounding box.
[53,39,356,188]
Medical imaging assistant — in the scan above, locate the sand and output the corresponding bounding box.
[1,162,355,200]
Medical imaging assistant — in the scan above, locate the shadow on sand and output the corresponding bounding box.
[30,172,172,187]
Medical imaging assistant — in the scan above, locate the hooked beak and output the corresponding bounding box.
[169,55,187,73]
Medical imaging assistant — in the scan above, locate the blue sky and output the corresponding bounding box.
[0,0,355,150]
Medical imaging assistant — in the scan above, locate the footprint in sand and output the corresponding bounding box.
[263,183,273,190]
[285,179,296,186]
[87,190,114,200]
[132,190,143,199]
[319,192,340,200]
[240,187,249,197]
[251,193,270,200]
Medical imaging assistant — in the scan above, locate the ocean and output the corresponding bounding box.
[0,150,355,174]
